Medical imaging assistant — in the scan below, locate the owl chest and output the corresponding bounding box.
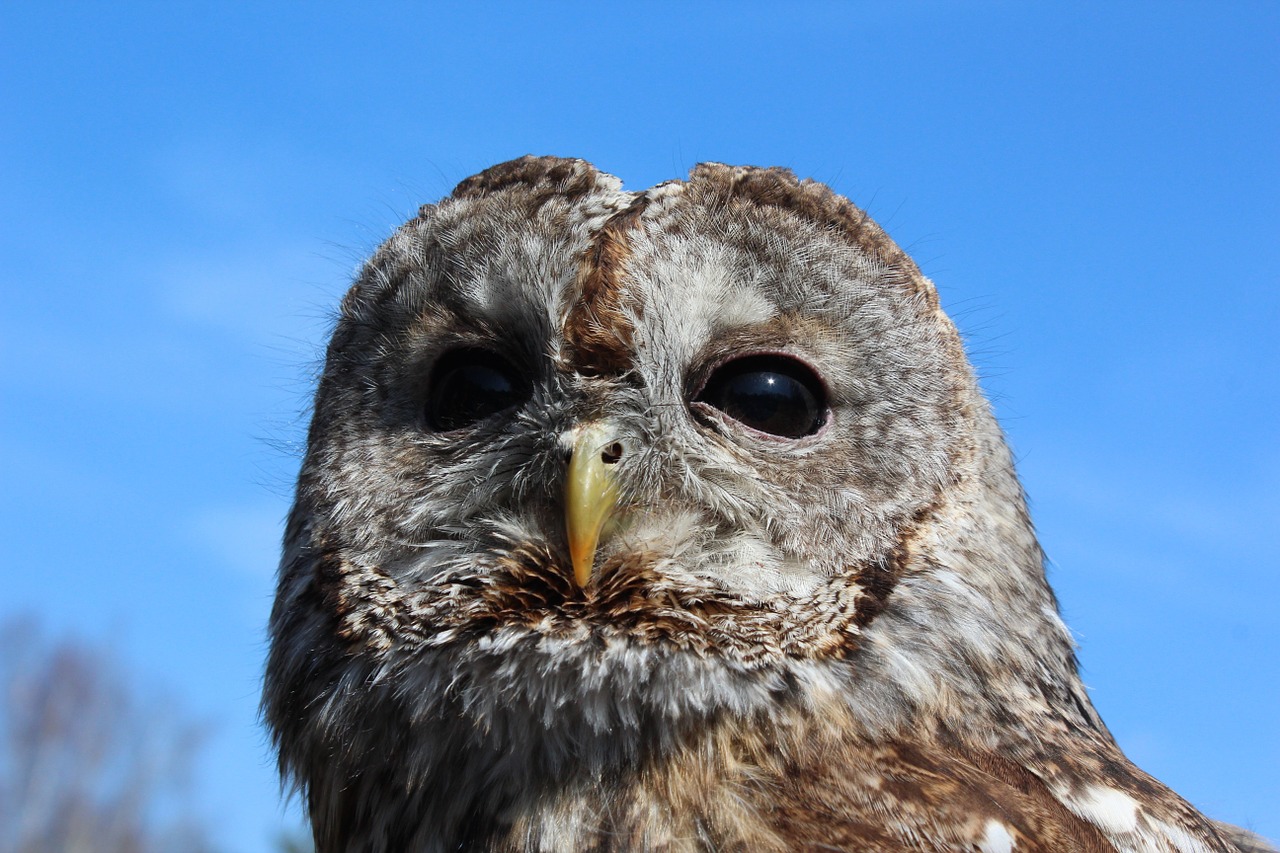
[467,726,1115,853]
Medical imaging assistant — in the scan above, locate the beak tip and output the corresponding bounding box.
[568,542,590,588]
[565,421,622,590]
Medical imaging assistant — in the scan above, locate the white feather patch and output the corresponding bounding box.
[979,819,1016,853]
[1067,784,1141,835]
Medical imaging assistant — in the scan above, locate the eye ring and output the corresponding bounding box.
[690,353,829,439]
[424,348,529,432]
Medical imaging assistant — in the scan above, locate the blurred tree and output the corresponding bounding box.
[0,617,216,853]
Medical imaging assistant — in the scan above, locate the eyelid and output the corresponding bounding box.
[689,352,830,439]
[688,349,830,401]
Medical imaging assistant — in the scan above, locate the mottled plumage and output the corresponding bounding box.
[264,156,1273,852]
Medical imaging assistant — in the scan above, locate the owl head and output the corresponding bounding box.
[265,157,1248,851]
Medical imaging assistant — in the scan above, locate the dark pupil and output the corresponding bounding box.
[699,359,825,438]
[428,357,522,431]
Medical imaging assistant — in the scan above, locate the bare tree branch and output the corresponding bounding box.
[0,617,217,853]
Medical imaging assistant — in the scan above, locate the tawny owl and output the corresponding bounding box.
[264,156,1273,852]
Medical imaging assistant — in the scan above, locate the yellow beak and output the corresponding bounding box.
[565,422,622,587]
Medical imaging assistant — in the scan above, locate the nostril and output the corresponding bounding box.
[600,442,623,465]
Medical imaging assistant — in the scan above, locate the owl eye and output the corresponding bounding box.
[694,355,828,438]
[425,349,529,432]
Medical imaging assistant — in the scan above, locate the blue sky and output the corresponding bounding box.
[1,3,1276,849]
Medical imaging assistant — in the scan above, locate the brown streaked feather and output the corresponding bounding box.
[562,195,648,377]
[450,154,612,206]
[486,703,1125,852]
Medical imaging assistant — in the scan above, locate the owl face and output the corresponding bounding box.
[275,158,980,690]
[271,159,1054,760]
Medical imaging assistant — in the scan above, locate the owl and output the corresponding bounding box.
[264,156,1273,852]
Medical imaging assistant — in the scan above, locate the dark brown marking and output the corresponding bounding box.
[563,196,649,376]
[370,539,875,665]
[449,154,606,205]
[848,500,944,635]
